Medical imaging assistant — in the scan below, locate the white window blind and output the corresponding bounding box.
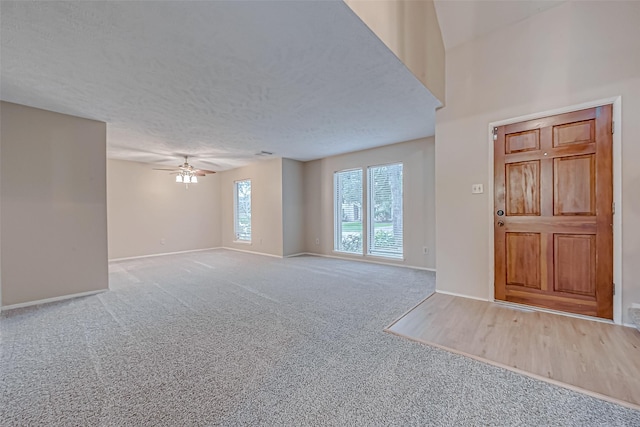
[234,179,251,241]
[334,169,363,254]
[368,163,403,258]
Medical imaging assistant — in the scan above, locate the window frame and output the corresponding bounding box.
[233,179,252,243]
[333,168,364,255]
[367,162,404,259]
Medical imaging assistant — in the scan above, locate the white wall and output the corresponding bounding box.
[107,159,221,259]
[282,158,305,256]
[1,102,108,306]
[435,1,640,323]
[304,137,436,269]
[219,158,284,257]
[344,0,445,103]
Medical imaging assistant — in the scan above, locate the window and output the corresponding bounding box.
[334,169,363,254]
[234,179,251,242]
[368,163,403,258]
[334,164,404,258]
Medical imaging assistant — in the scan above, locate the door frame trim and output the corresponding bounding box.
[487,96,622,324]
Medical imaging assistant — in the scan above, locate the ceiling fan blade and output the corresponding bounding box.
[152,168,179,171]
[195,169,216,174]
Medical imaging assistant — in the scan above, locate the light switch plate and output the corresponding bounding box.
[472,184,484,194]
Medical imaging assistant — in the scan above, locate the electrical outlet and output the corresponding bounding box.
[422,246,429,255]
[471,184,484,194]
[315,238,320,245]
[160,238,166,245]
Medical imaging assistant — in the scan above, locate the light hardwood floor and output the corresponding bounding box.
[386,293,640,409]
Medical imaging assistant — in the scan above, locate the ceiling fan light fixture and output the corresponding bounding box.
[156,156,212,186]
[176,172,198,185]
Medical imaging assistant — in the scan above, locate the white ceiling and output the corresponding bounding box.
[434,0,565,50]
[0,1,440,171]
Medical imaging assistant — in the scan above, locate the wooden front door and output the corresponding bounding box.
[494,105,613,319]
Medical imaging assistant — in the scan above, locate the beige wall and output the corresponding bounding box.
[282,158,305,256]
[0,102,108,306]
[304,137,436,269]
[435,1,640,323]
[219,158,284,257]
[303,159,322,255]
[107,159,221,259]
[344,0,445,103]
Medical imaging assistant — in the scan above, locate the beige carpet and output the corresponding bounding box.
[1,250,639,425]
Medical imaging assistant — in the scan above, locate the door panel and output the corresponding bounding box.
[506,233,541,289]
[553,119,595,147]
[554,155,595,215]
[494,105,613,319]
[506,161,540,216]
[506,129,540,153]
[554,234,596,296]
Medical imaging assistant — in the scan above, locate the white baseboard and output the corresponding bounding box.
[304,252,436,272]
[221,247,283,259]
[1,289,107,312]
[109,247,222,262]
[435,290,490,302]
[109,248,436,270]
[284,252,309,258]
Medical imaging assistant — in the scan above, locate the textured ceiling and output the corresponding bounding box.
[434,0,565,50]
[0,1,440,171]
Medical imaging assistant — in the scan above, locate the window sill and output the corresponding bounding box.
[331,250,404,261]
[332,250,363,257]
[367,253,405,261]
[233,240,252,245]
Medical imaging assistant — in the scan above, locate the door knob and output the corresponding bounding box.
[497,220,505,227]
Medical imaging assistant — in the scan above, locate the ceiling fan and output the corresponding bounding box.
[153,156,216,184]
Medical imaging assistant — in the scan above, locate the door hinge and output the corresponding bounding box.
[613,283,616,296]
[612,121,615,134]
[493,127,498,141]
[612,202,615,214]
